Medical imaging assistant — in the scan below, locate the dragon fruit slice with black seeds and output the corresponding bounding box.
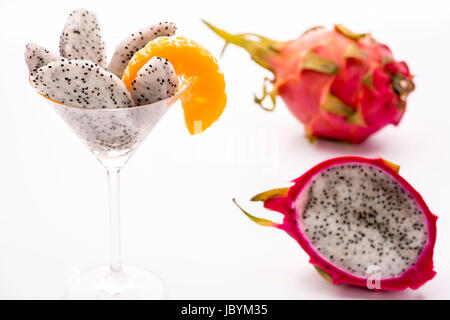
[130,57,179,105]
[234,157,437,290]
[59,9,107,68]
[24,43,63,74]
[108,22,177,78]
[30,59,135,109]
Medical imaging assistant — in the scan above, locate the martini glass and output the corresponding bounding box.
[41,79,192,299]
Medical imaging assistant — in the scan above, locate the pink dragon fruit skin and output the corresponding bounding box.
[235,157,437,291]
[204,23,415,143]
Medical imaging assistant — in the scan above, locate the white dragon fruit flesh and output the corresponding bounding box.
[30,59,135,109]
[24,43,63,74]
[59,8,107,68]
[130,56,179,105]
[107,22,177,78]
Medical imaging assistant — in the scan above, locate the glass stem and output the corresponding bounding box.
[107,168,123,275]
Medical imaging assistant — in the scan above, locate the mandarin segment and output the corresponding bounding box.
[122,36,226,134]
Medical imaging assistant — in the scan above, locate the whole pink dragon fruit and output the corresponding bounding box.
[204,22,415,143]
[234,157,437,290]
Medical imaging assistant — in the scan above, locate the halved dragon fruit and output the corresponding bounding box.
[234,157,437,290]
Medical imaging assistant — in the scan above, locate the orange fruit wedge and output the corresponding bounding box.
[122,36,227,134]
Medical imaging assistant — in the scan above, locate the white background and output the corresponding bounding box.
[0,0,449,299]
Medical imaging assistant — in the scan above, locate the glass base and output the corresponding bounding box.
[65,265,167,300]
